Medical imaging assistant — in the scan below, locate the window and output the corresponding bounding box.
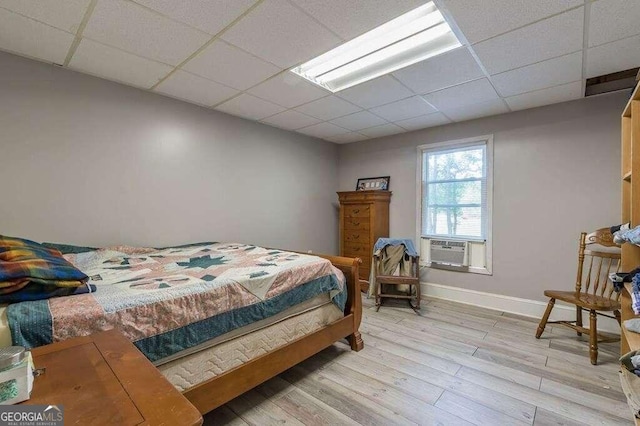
[423,143,487,239]
[417,136,493,274]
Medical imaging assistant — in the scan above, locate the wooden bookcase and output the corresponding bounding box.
[621,82,640,355]
[620,83,640,425]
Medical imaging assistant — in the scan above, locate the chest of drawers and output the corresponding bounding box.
[337,190,391,290]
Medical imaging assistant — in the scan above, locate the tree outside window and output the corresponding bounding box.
[423,144,486,239]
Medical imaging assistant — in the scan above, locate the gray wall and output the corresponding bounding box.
[338,92,627,301]
[0,48,627,302]
[0,52,339,254]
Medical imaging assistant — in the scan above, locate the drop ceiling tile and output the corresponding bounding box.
[589,0,640,47]
[337,75,414,109]
[392,47,484,94]
[396,113,452,131]
[248,73,329,108]
[69,39,173,88]
[586,34,640,78]
[183,40,280,91]
[221,0,341,68]
[491,51,582,97]
[370,96,437,122]
[154,70,238,107]
[0,8,74,64]
[505,81,582,111]
[441,98,509,122]
[326,132,369,144]
[297,122,349,139]
[359,123,405,138]
[423,79,499,111]
[473,8,584,75]
[215,93,286,120]
[0,0,90,34]
[330,111,387,131]
[442,0,582,44]
[133,0,256,35]
[294,96,361,121]
[261,110,321,130]
[84,0,210,66]
[290,0,425,40]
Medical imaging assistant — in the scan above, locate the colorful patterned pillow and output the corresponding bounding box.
[0,236,88,287]
[41,242,97,255]
[0,283,95,304]
[0,280,29,294]
[0,236,43,252]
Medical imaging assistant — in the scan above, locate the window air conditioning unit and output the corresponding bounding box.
[429,239,469,270]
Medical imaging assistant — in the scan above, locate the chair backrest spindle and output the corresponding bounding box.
[584,256,594,293]
[593,256,604,295]
[577,228,621,301]
[575,232,587,293]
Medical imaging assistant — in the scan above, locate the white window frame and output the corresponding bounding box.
[416,135,493,275]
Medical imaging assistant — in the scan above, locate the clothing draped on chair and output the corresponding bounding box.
[369,238,420,312]
[368,244,413,298]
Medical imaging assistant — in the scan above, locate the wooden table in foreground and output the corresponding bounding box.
[22,329,203,426]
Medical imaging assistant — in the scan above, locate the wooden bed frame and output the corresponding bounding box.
[182,254,363,414]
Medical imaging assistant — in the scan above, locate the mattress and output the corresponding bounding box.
[155,292,332,365]
[159,301,343,392]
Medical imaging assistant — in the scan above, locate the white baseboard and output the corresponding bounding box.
[421,282,621,334]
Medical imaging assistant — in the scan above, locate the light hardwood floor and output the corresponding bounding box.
[203,296,630,426]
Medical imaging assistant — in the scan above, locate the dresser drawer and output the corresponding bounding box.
[343,242,371,258]
[344,254,371,271]
[359,266,370,281]
[344,231,369,244]
[344,205,370,218]
[360,256,371,268]
[346,254,371,266]
[343,217,370,230]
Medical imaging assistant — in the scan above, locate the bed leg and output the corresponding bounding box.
[347,331,364,351]
[340,257,363,352]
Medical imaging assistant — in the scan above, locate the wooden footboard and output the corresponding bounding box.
[314,253,363,351]
[182,254,362,414]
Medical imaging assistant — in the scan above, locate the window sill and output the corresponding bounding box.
[420,263,492,276]
[468,266,492,275]
[422,235,486,243]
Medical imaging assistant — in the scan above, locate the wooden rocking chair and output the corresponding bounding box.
[535,228,621,365]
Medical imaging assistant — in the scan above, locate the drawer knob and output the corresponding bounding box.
[353,209,359,214]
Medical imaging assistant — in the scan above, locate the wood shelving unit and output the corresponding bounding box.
[621,83,640,355]
[620,83,640,424]
[623,283,640,352]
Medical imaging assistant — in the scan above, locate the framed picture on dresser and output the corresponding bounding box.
[356,176,390,191]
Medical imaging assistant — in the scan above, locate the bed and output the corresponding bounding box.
[0,241,363,414]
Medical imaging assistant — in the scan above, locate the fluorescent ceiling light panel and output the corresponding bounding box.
[291,2,462,92]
